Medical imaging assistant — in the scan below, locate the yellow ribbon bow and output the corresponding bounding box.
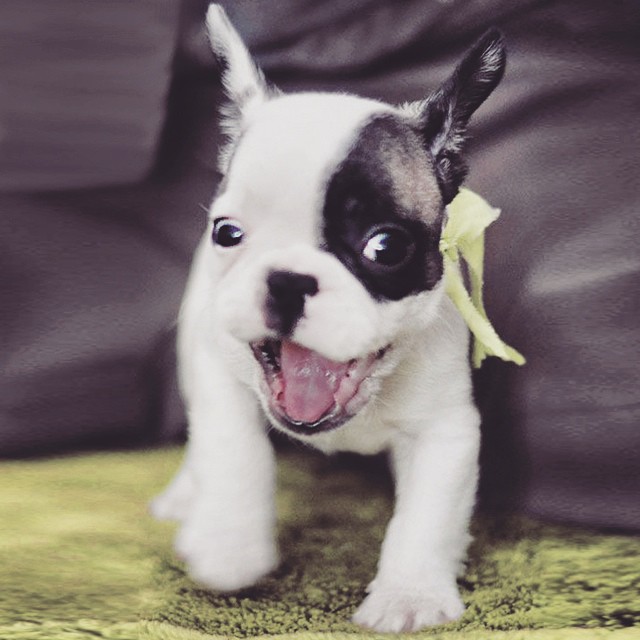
[440,188,526,369]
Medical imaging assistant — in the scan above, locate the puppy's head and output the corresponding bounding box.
[202,5,505,436]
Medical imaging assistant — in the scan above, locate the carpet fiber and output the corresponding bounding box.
[1,446,638,639]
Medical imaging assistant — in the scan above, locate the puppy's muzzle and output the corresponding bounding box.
[264,270,319,336]
[251,268,389,434]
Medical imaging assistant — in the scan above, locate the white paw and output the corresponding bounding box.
[175,519,278,592]
[149,470,195,522]
[352,580,465,633]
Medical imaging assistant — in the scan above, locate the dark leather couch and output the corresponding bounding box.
[1,0,638,530]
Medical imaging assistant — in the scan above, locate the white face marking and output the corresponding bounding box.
[216,93,395,246]
[204,93,447,365]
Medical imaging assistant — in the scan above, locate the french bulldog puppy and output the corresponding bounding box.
[152,4,506,633]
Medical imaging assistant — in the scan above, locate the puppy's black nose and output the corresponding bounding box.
[265,270,319,336]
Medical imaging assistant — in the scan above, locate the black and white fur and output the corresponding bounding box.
[152,5,506,633]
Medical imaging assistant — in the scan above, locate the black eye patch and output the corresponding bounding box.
[321,116,443,301]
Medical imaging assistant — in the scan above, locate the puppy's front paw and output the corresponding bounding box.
[176,521,278,592]
[352,580,464,633]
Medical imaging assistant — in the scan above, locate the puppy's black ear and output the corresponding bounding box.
[408,30,506,204]
[206,4,277,171]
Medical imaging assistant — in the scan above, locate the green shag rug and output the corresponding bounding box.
[1,446,638,640]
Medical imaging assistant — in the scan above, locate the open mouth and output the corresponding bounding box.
[250,339,387,434]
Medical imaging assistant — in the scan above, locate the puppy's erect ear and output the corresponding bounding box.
[206,4,275,171]
[403,30,506,204]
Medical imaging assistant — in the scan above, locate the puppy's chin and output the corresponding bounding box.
[250,338,388,436]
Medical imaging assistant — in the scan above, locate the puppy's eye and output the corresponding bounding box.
[212,217,244,247]
[362,226,414,268]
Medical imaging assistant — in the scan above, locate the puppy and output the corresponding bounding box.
[152,4,506,633]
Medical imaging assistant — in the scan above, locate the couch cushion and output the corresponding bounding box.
[0,0,180,190]
[0,170,214,455]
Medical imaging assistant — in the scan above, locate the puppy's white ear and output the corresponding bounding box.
[206,4,274,170]
[401,30,506,204]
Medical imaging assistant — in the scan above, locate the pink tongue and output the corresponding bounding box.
[279,341,349,424]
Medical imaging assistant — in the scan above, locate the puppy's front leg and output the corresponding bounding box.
[175,354,278,592]
[353,406,480,633]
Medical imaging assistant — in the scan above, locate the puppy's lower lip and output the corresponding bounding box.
[286,404,341,429]
[250,339,390,433]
